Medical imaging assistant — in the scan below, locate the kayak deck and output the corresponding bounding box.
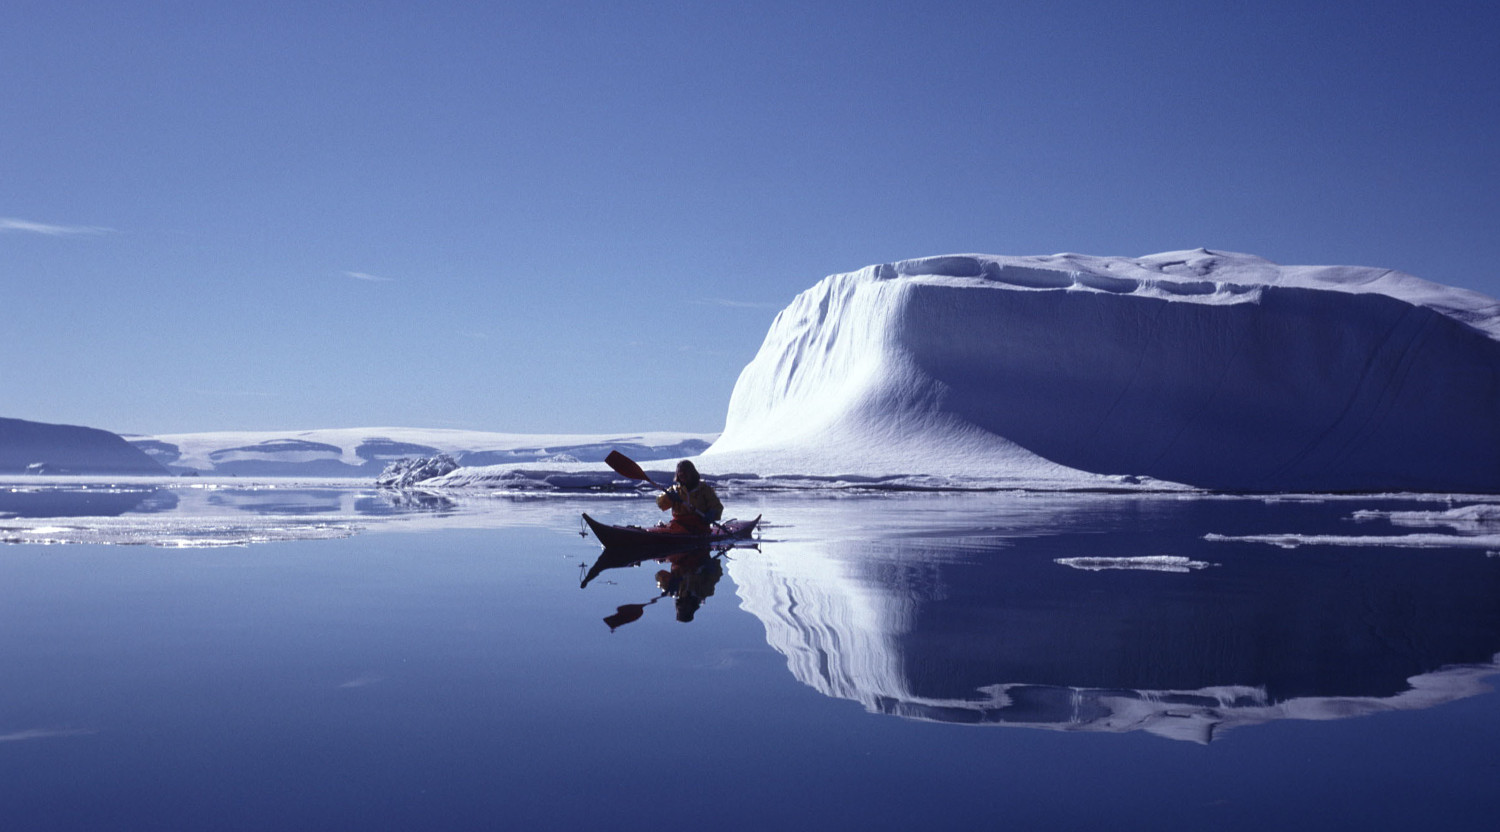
[582,513,761,549]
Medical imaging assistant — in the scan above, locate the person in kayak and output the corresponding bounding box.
[655,460,723,535]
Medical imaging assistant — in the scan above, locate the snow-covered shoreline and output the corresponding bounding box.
[125,427,716,478]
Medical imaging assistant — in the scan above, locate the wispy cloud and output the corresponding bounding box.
[187,388,278,399]
[0,727,95,743]
[692,298,783,310]
[343,271,394,282]
[337,673,385,689]
[0,217,113,236]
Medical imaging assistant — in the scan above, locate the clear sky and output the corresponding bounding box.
[4,0,1498,435]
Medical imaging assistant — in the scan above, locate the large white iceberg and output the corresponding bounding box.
[702,250,1500,492]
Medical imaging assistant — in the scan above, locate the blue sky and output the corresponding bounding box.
[4,0,1498,435]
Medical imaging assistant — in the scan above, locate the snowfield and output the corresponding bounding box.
[128,428,714,478]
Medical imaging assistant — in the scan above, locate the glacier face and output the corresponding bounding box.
[706,250,1500,492]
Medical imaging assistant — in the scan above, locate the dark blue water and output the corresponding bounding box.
[1,490,1497,830]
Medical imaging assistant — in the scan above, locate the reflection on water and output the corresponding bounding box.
[5,484,1499,745]
[0,483,483,546]
[0,484,457,520]
[583,545,731,629]
[205,489,347,515]
[731,496,1500,742]
[361,489,458,514]
[0,485,179,518]
[3,493,1496,829]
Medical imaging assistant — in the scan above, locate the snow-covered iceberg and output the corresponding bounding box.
[702,250,1500,492]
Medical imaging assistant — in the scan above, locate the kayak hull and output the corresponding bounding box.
[582,513,760,549]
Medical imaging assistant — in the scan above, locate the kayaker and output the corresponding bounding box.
[655,460,723,535]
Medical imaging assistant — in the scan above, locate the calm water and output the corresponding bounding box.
[2,486,1498,830]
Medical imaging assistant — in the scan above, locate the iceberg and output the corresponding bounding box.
[702,250,1500,492]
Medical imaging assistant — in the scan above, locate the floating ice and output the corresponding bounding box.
[1055,555,1214,573]
[1204,532,1500,549]
[1353,504,1500,532]
[1208,501,1500,549]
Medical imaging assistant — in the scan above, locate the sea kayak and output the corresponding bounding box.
[582,513,761,549]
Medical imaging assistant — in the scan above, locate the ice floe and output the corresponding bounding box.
[1209,502,1500,549]
[1055,555,1215,573]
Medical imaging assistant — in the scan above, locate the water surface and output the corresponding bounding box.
[2,486,1497,830]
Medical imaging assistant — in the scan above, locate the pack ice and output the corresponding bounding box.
[702,250,1500,492]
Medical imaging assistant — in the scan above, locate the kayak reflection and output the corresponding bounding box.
[585,545,727,630]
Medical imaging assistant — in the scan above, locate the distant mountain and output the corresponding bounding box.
[0,417,169,475]
[129,427,715,477]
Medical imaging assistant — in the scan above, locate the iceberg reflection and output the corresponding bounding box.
[0,485,178,518]
[731,499,1500,743]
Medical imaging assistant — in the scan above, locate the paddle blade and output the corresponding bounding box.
[605,450,650,482]
[604,603,646,632]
